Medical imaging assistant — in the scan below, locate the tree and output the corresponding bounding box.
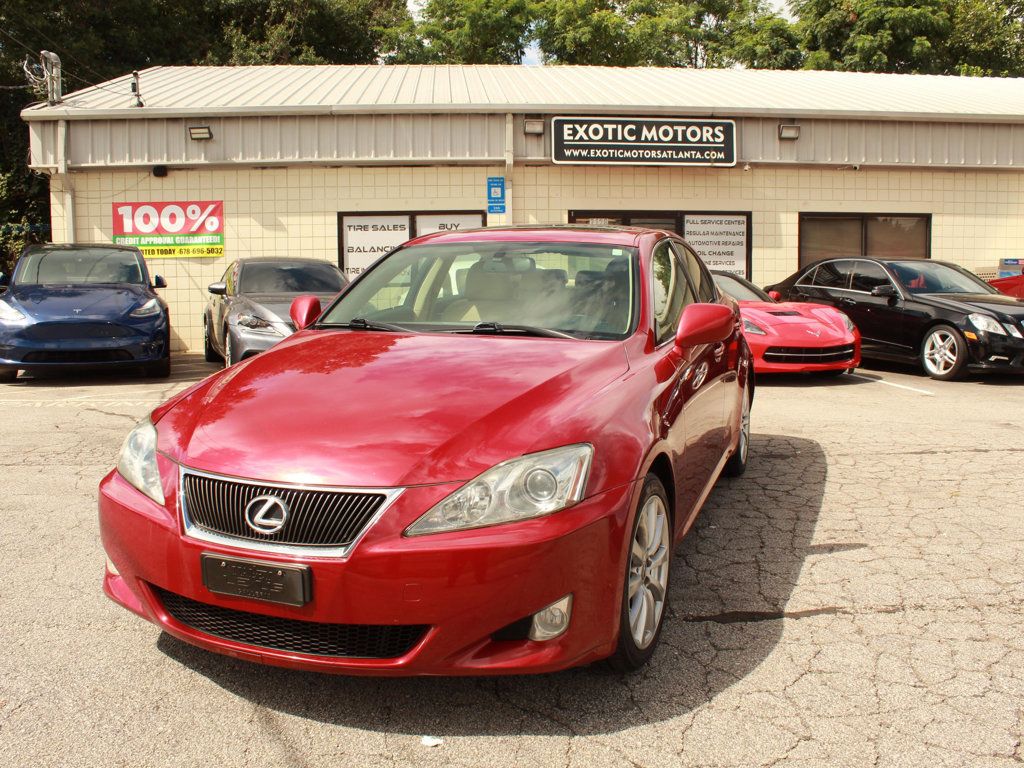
[388,0,536,64]
[728,5,804,69]
[793,0,951,73]
[205,0,411,65]
[533,0,795,68]
[940,0,1024,76]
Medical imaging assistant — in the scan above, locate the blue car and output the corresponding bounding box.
[0,244,171,382]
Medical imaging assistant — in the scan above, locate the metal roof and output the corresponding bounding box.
[21,65,1024,123]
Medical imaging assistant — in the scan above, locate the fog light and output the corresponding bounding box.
[528,594,573,641]
[105,557,119,576]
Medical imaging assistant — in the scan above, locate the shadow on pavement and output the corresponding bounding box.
[158,433,827,737]
[2,354,219,389]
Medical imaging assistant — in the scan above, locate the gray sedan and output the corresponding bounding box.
[203,258,347,366]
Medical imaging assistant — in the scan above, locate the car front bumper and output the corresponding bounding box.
[227,323,291,361]
[0,318,168,370]
[99,468,638,676]
[966,332,1024,372]
[746,334,861,374]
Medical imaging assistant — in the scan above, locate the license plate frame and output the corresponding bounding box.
[201,553,311,607]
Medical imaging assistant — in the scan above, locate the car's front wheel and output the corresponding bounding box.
[723,377,751,477]
[921,324,968,381]
[608,474,672,672]
[0,367,17,383]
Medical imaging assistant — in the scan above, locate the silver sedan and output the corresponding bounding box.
[203,258,347,366]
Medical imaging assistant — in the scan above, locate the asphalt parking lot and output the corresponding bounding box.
[1,357,1022,768]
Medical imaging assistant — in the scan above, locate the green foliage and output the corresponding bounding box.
[390,0,536,64]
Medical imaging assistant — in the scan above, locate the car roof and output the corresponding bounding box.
[406,224,664,248]
[22,242,142,254]
[236,257,340,265]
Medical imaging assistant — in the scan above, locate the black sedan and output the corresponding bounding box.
[204,258,347,366]
[0,244,170,382]
[766,258,1024,380]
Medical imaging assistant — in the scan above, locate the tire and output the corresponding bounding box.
[144,355,171,379]
[723,376,751,477]
[223,330,234,367]
[608,474,672,673]
[203,318,221,363]
[0,367,17,383]
[920,324,968,381]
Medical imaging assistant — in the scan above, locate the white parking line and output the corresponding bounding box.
[848,373,935,396]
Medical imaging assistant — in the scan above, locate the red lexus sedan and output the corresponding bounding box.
[99,226,753,676]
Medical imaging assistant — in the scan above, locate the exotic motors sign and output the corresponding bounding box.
[552,117,736,167]
[112,201,224,258]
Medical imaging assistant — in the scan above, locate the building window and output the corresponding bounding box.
[799,214,930,267]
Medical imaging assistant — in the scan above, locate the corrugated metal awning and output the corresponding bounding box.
[20,65,1024,123]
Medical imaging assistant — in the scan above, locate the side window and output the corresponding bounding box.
[224,263,237,295]
[849,260,894,293]
[812,260,854,290]
[651,241,696,345]
[673,242,718,303]
[796,266,817,287]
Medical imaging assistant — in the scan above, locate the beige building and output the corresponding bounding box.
[22,65,1024,352]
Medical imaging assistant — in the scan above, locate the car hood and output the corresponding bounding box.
[740,301,850,334]
[156,331,630,488]
[7,284,153,321]
[236,292,341,325]
[917,292,1024,320]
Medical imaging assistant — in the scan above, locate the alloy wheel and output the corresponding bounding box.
[627,494,670,650]
[922,329,959,376]
[737,381,751,465]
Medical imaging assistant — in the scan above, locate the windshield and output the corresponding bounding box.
[320,241,639,340]
[240,262,345,293]
[15,248,146,286]
[888,261,996,295]
[713,273,770,302]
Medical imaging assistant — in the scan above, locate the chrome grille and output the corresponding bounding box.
[181,470,393,552]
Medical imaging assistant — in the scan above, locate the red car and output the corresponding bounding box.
[990,274,1024,299]
[100,226,753,676]
[712,271,861,375]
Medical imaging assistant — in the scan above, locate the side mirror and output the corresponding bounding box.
[675,303,735,348]
[290,295,322,330]
[767,290,782,301]
[207,281,227,296]
[153,275,167,289]
[870,284,897,297]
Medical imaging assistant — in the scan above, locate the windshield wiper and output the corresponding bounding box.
[321,317,410,332]
[454,321,576,339]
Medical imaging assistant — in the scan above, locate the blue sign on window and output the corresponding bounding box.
[487,176,506,214]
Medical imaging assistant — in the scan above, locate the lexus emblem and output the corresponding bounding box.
[244,495,289,534]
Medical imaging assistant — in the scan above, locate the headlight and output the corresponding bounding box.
[968,313,1005,335]
[405,444,593,536]
[742,318,767,336]
[841,313,855,333]
[236,314,283,335]
[129,298,161,318]
[0,299,25,322]
[116,417,164,504]
[1003,323,1022,339]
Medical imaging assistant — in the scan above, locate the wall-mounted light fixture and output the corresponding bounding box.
[188,126,213,141]
[778,123,801,141]
[523,118,545,135]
